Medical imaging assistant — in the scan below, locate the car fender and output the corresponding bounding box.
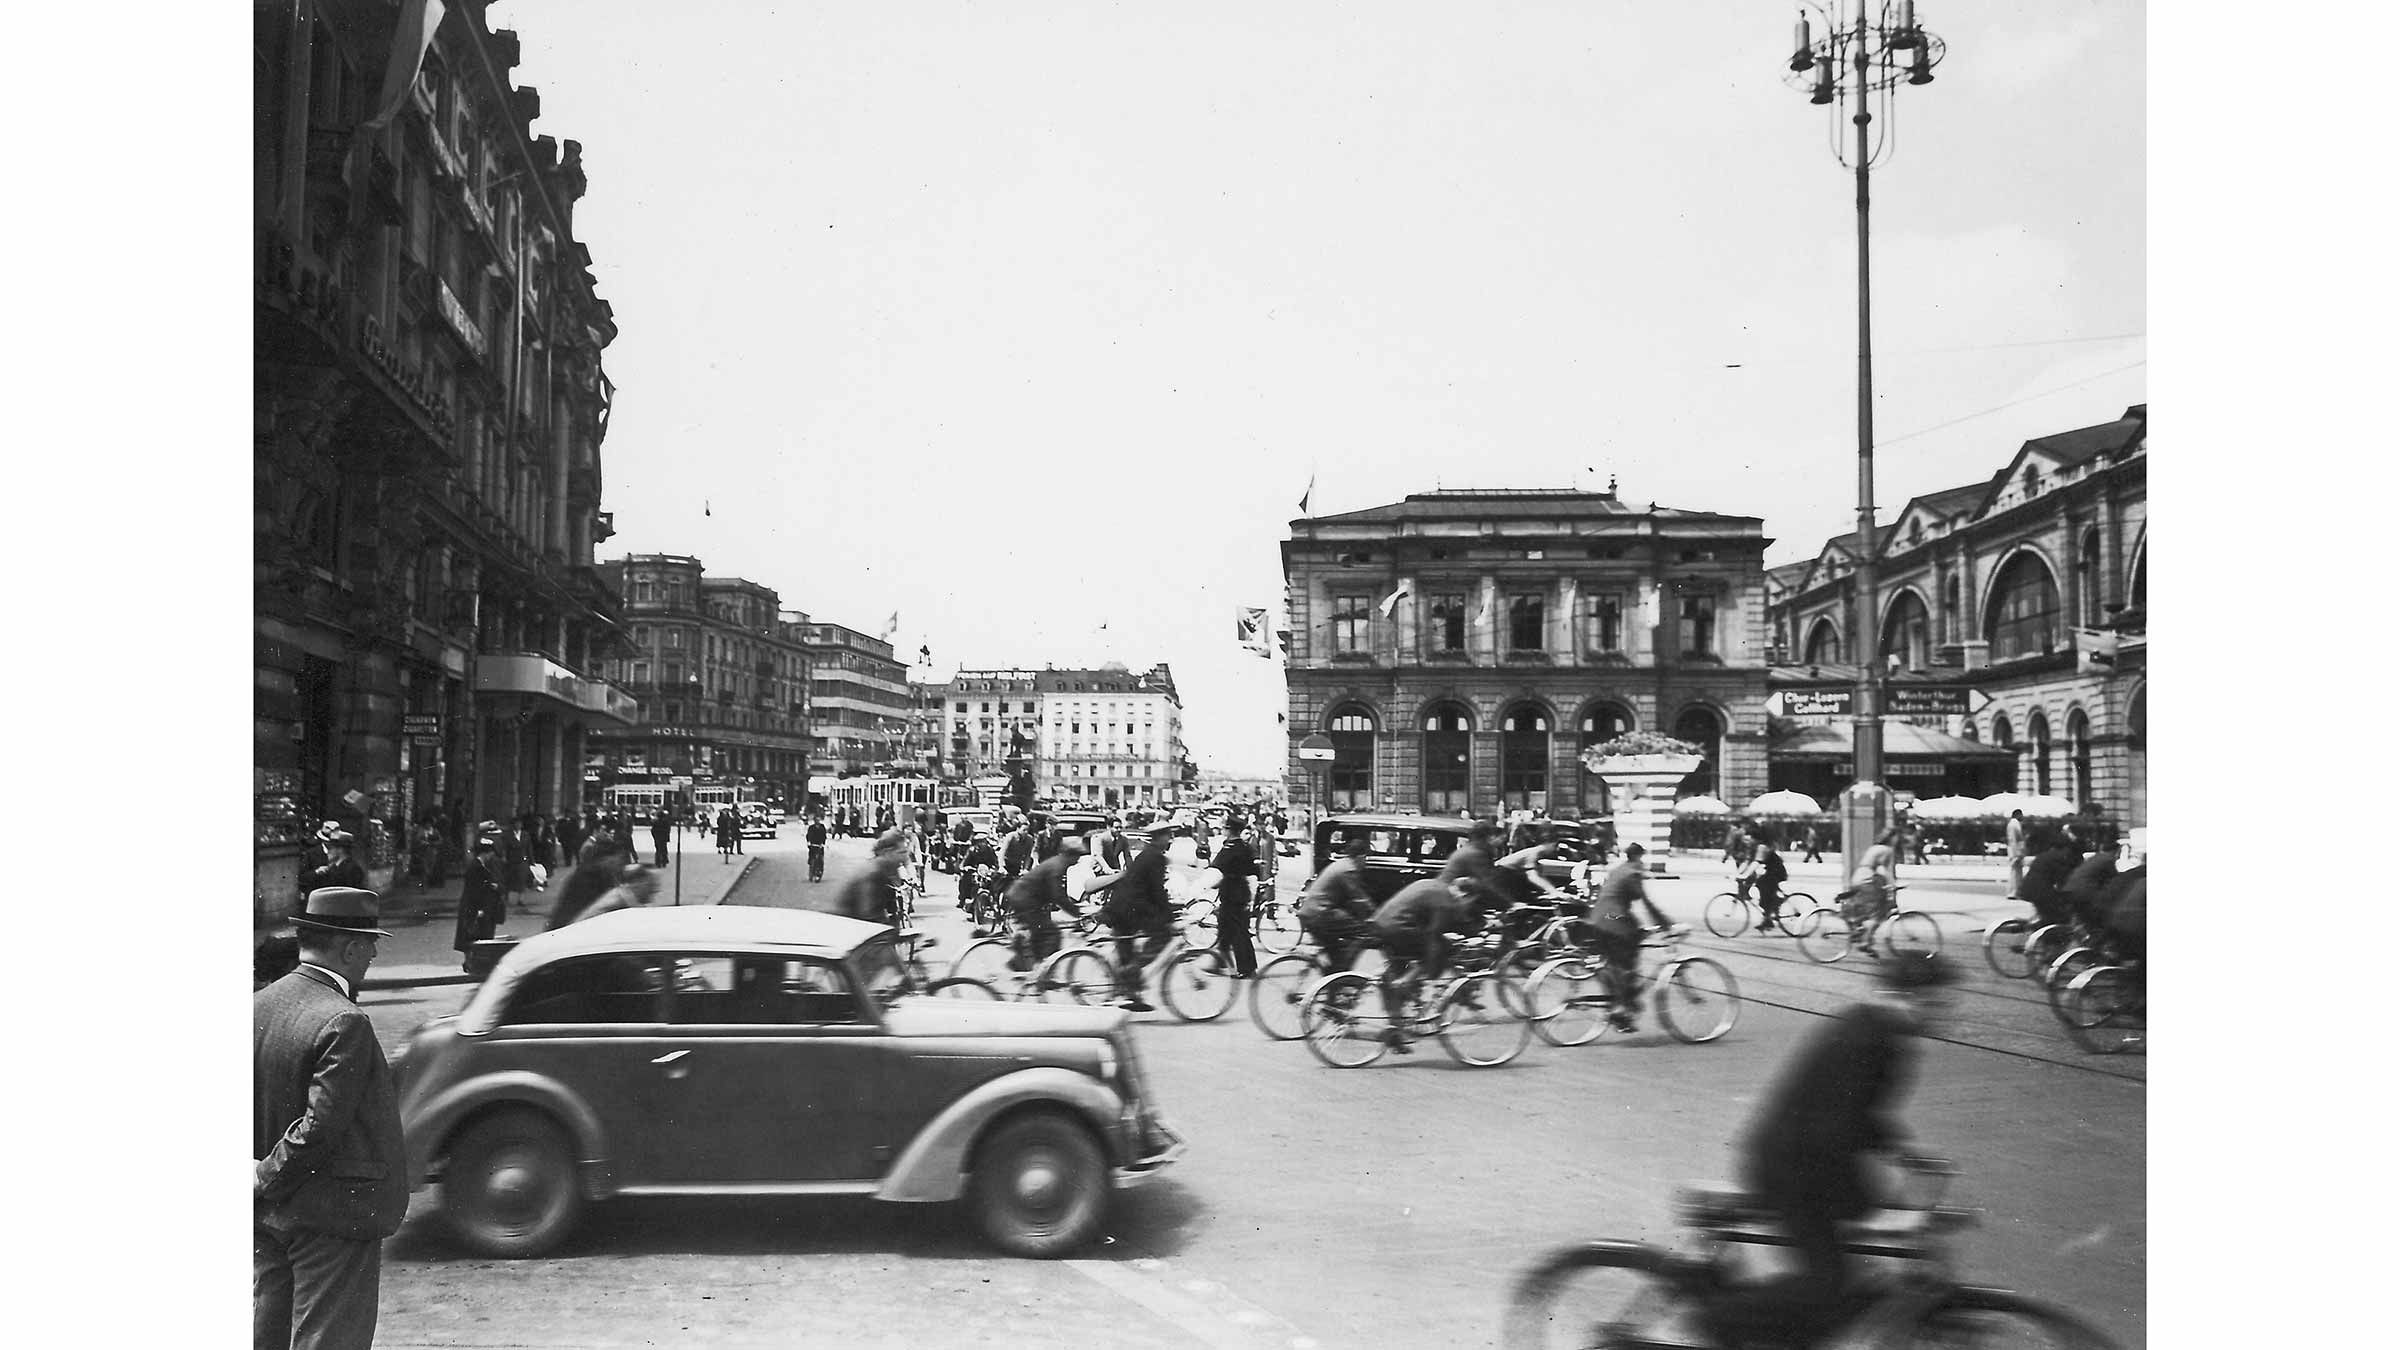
[404,1070,615,1197]
[875,1066,1121,1203]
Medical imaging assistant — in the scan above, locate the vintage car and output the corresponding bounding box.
[736,802,780,839]
[395,907,1183,1259]
[1307,812,1582,904]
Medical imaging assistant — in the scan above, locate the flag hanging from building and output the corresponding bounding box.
[1297,472,1315,516]
[363,0,448,131]
[1377,585,1410,618]
[1236,607,1272,658]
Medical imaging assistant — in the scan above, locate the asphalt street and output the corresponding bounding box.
[362,828,2144,1349]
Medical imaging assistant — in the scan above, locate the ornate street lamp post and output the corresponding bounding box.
[1783,2,1946,879]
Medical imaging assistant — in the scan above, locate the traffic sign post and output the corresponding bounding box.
[1297,735,1335,833]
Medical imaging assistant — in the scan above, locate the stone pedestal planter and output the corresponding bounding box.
[1584,751,1703,871]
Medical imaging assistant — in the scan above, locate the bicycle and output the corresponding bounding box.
[806,844,826,883]
[1248,935,1391,1040]
[1501,1157,2122,1348]
[1701,883,1819,940]
[888,928,1003,1001]
[1178,878,1307,957]
[1033,913,1244,1021]
[1522,925,1741,1047]
[1296,940,1532,1068]
[1794,886,1942,965]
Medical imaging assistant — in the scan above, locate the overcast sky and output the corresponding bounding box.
[500,0,2144,776]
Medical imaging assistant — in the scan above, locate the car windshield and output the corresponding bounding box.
[852,936,914,1004]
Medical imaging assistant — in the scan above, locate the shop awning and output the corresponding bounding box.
[1768,722,2016,761]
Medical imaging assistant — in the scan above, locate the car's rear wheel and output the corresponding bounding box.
[442,1109,583,1258]
[967,1111,1109,1258]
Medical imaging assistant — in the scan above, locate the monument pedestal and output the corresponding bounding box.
[1591,753,1703,872]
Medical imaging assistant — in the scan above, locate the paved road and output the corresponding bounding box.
[368,829,2144,1349]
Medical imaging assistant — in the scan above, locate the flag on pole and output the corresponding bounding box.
[1235,607,1269,653]
[1377,585,1410,618]
[881,611,900,642]
[363,0,448,131]
[1297,472,1315,516]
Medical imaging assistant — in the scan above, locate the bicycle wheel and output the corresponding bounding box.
[2061,966,2145,1056]
[1906,1285,2125,1348]
[2025,924,2074,982]
[1179,898,1217,942]
[2044,947,2102,1017]
[1702,891,1751,938]
[1526,957,1611,1048]
[949,936,1016,986]
[1435,972,1531,1066]
[1160,947,1239,1022]
[1983,916,2037,979]
[1247,952,1323,1041]
[1795,908,1853,964]
[1036,947,1117,1006]
[1254,900,1305,955]
[1500,1241,1706,1350]
[923,976,1001,1000]
[1771,892,1817,934]
[1882,910,1942,958]
[1655,957,1740,1043]
[1301,971,1391,1068]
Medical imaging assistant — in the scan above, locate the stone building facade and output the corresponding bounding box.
[1281,489,1773,821]
[1033,665,1190,808]
[255,1,628,913]
[1766,406,2148,829]
[587,556,815,810]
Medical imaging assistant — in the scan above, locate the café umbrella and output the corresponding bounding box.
[1747,790,1827,818]
[1673,795,1732,815]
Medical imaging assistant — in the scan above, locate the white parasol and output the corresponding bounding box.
[1673,795,1732,815]
[1747,790,1828,817]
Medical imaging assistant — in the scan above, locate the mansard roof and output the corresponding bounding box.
[1297,488,1759,528]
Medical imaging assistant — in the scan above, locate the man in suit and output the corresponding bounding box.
[255,888,409,1350]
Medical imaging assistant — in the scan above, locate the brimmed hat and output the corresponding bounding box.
[321,829,357,847]
[315,821,344,840]
[293,887,392,938]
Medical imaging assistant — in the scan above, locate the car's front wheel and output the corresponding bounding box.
[442,1109,583,1258]
[967,1111,1109,1258]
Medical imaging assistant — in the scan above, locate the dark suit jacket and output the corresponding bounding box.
[1742,1002,1914,1217]
[254,966,409,1241]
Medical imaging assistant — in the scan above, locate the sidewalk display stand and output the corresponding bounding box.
[1585,750,1703,872]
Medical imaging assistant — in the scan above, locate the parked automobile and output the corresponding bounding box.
[396,907,1184,1259]
[1306,812,1579,904]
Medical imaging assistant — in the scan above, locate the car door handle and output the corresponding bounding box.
[652,1049,691,1079]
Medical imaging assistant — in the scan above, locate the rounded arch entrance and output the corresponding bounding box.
[1420,700,1475,815]
[1323,702,1378,811]
[1672,704,1725,801]
[1498,702,1554,812]
[1575,700,1637,814]
[1803,616,1843,665]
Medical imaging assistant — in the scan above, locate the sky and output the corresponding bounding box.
[499,0,2145,776]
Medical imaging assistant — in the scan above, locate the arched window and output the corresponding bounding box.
[1577,703,1635,813]
[1880,591,1933,673]
[1991,713,2015,789]
[1326,705,1377,811]
[1673,706,1722,800]
[2027,711,2052,796]
[1941,572,1961,644]
[1422,703,1473,814]
[1499,706,1551,811]
[1985,554,2062,662]
[2067,708,2092,805]
[1803,617,1843,666]
[2077,529,2103,626]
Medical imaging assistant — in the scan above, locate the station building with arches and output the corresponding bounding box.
[1764,405,2147,831]
[1280,487,1774,820]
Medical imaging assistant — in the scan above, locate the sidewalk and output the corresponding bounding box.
[271,843,762,991]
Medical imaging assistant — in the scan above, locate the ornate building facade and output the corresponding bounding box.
[586,556,816,811]
[255,1,628,913]
[1033,665,1190,808]
[1282,488,1773,820]
[1765,406,2147,829]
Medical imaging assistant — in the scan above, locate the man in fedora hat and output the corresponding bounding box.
[254,887,407,1350]
[301,829,367,898]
